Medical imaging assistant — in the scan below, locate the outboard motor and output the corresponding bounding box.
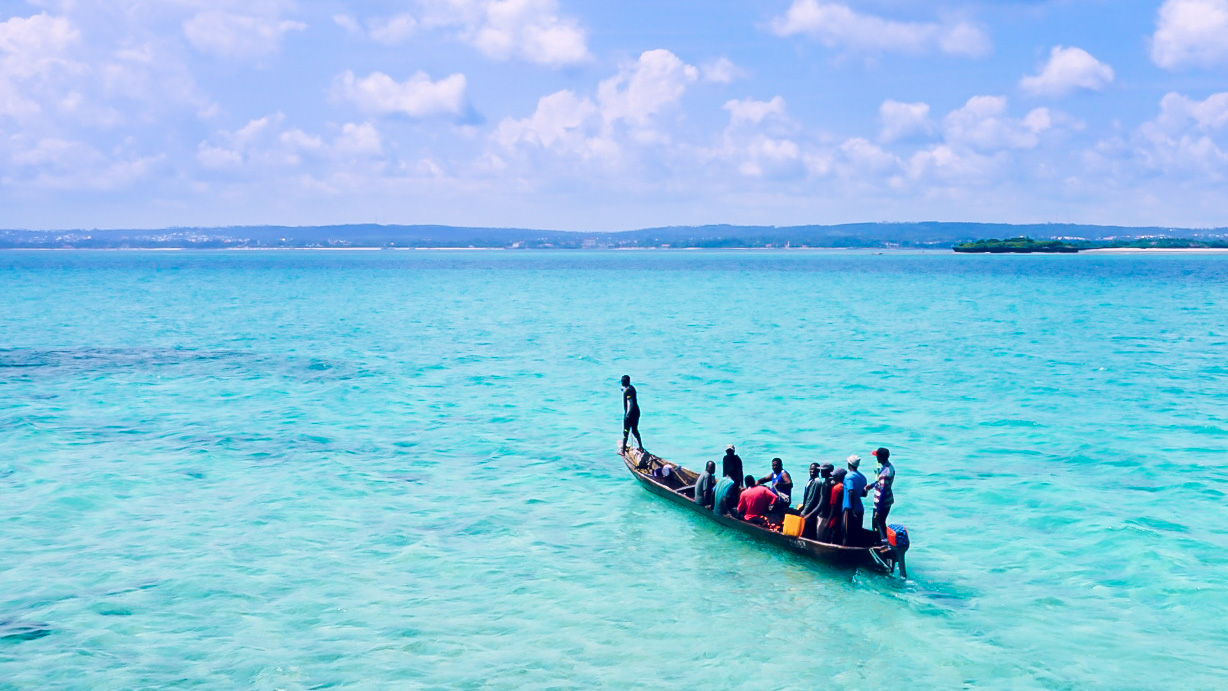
[885,524,910,578]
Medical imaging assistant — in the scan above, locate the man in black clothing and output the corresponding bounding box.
[620,375,642,451]
[721,445,743,488]
[799,462,832,539]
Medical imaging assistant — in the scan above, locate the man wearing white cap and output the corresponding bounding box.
[842,454,868,546]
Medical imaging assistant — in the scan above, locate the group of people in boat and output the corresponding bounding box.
[618,375,906,573]
[692,444,896,549]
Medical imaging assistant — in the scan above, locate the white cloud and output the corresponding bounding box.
[0,7,216,194]
[10,136,99,169]
[1152,91,1228,132]
[943,95,1052,151]
[1136,93,1228,178]
[894,96,1079,186]
[723,96,787,126]
[938,22,992,58]
[493,89,616,162]
[420,0,589,67]
[841,137,899,174]
[333,14,362,35]
[369,14,418,44]
[196,142,243,169]
[879,100,933,142]
[5,132,160,190]
[279,128,326,157]
[738,136,805,179]
[906,144,998,184]
[334,12,419,45]
[0,13,81,119]
[1151,0,1228,69]
[708,97,807,180]
[197,115,388,174]
[183,10,306,59]
[495,90,596,148]
[1135,92,1228,178]
[596,49,698,127]
[0,13,79,72]
[1021,46,1114,97]
[491,49,699,170]
[769,1,990,57]
[335,122,383,156]
[197,113,282,170]
[702,57,744,84]
[334,70,468,118]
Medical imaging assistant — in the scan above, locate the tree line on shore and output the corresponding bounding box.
[953,237,1228,253]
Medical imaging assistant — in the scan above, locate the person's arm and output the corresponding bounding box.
[736,492,752,519]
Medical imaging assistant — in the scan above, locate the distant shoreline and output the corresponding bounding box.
[4,222,1226,252]
[4,245,1228,254]
[0,246,943,252]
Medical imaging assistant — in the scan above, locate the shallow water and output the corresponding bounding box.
[1,250,1226,688]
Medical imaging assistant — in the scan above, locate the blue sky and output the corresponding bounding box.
[2,0,1227,230]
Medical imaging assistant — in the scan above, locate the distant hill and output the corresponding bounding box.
[1,222,1225,249]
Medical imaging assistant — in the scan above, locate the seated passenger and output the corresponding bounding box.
[694,460,717,508]
[735,475,780,525]
[758,457,794,505]
[713,474,741,518]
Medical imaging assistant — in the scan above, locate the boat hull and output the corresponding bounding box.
[620,446,890,571]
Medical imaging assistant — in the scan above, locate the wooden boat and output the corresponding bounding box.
[620,444,897,572]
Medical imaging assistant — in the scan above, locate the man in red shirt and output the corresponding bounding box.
[817,467,846,543]
[735,475,780,525]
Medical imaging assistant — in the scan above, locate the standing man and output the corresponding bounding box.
[799,462,832,539]
[694,460,717,508]
[868,447,895,541]
[620,375,643,451]
[721,445,743,488]
[842,454,868,546]
[819,468,846,543]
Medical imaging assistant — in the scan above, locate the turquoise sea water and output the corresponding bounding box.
[1,250,1226,689]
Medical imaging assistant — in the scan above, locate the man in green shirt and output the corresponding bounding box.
[713,475,740,518]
